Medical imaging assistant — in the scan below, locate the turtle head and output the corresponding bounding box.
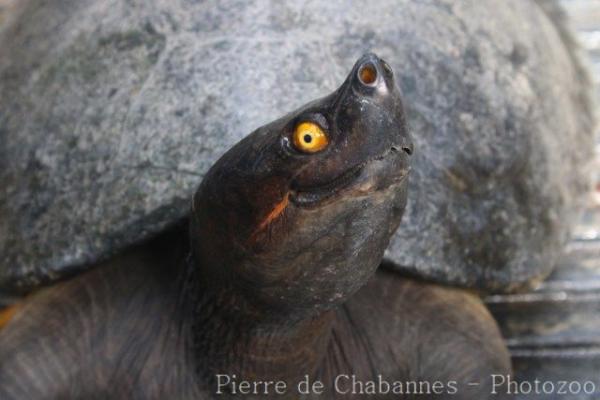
[191,53,412,317]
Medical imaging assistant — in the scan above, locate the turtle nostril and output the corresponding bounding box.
[358,62,378,86]
[391,145,412,156]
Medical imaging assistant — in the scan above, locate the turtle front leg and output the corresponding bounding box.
[317,269,512,399]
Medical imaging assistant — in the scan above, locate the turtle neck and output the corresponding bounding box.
[184,258,335,398]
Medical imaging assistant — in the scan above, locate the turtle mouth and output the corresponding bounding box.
[289,147,409,208]
[290,163,365,208]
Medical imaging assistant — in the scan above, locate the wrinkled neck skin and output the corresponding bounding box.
[186,53,412,395]
[188,270,335,394]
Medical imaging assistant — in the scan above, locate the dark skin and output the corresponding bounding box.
[0,54,511,399]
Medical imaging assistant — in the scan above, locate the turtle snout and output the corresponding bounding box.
[354,53,395,93]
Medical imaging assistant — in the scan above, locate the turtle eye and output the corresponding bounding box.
[292,122,329,153]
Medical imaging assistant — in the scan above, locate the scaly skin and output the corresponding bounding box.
[0,232,510,399]
[0,54,511,399]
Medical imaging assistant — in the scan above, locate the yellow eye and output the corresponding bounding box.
[292,122,329,153]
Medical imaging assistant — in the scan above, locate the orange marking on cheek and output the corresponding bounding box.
[0,304,20,330]
[257,192,290,232]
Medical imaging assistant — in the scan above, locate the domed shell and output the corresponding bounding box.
[0,0,595,295]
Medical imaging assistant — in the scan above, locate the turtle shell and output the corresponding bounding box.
[0,0,595,295]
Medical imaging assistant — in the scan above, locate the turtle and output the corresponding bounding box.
[0,0,594,300]
[0,54,511,399]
